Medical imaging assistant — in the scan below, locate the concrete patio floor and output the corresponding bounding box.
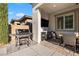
[7,41,79,56]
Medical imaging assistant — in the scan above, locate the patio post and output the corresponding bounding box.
[33,9,41,43]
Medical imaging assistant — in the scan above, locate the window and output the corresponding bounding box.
[57,16,63,29]
[56,13,74,30]
[65,15,73,29]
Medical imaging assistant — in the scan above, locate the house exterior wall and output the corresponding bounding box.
[40,10,49,20]
[33,3,79,45]
[77,10,79,32]
[49,14,56,31]
[48,6,79,46]
[25,19,32,23]
[13,22,20,25]
[49,9,79,33]
[11,25,29,34]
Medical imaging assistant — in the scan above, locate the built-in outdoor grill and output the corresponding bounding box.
[16,29,30,35]
[41,27,48,41]
[16,29,31,46]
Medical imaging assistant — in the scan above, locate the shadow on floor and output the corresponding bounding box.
[45,39,79,54]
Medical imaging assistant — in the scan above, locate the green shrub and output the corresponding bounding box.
[0,3,8,44]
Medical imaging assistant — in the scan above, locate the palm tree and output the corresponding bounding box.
[0,3,8,44]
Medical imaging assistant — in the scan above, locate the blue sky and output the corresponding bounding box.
[8,3,32,23]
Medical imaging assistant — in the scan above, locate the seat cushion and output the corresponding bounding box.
[63,33,76,46]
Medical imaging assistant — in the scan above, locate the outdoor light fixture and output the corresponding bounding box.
[53,4,56,8]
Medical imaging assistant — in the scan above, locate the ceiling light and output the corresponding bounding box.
[53,4,56,7]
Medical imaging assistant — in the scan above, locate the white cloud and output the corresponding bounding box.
[16,13,25,17]
[8,11,14,15]
[12,13,25,20]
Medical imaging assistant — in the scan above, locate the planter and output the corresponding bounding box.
[0,44,8,55]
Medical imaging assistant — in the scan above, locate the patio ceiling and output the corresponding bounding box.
[32,3,38,7]
[39,3,77,14]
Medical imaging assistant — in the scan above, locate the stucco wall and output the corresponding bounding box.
[77,10,79,32]
[25,19,32,23]
[48,6,79,46]
[11,25,29,34]
[48,14,56,31]
[40,10,49,20]
[49,7,79,33]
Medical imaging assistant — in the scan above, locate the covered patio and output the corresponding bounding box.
[7,41,79,56]
[32,3,79,53]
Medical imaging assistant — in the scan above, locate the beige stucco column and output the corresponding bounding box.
[11,24,16,45]
[33,9,41,43]
[49,14,56,31]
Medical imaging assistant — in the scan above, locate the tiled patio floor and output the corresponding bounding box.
[7,41,79,56]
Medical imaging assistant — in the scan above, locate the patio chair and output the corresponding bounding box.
[62,33,77,52]
[74,37,79,53]
[47,31,63,45]
[52,31,63,45]
[63,33,76,46]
